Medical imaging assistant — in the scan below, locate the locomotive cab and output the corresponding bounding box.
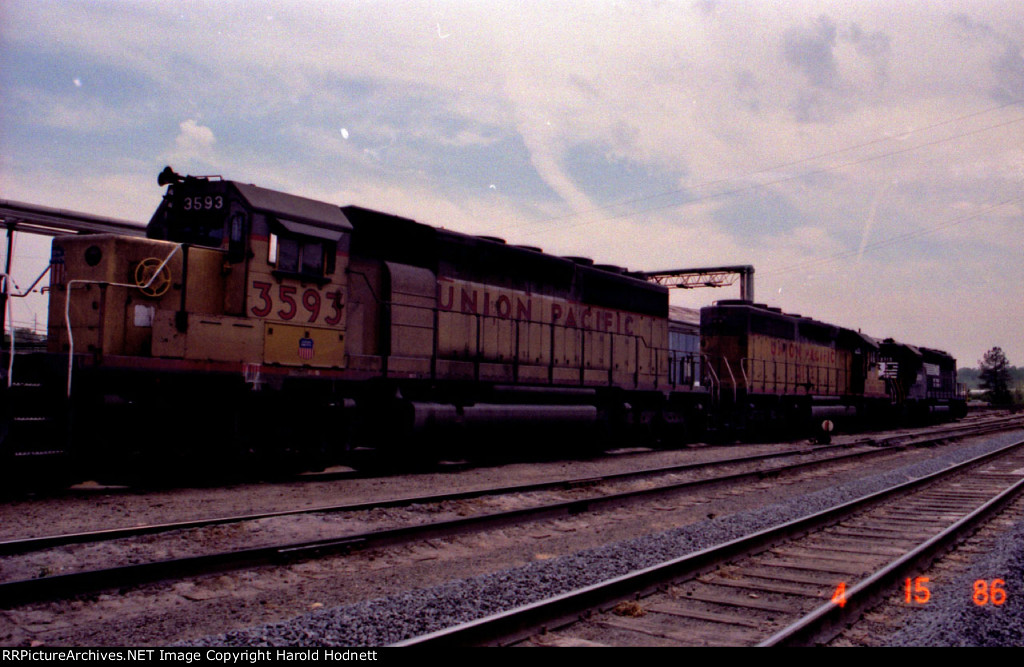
[38,170,357,474]
[49,170,352,372]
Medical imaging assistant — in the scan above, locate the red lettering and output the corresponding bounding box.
[438,284,454,311]
[278,285,297,320]
[495,295,511,318]
[461,288,477,314]
[250,280,272,317]
[324,290,344,326]
[517,298,532,321]
[582,308,592,329]
[566,308,577,327]
[483,291,491,316]
[302,289,322,323]
[552,303,563,322]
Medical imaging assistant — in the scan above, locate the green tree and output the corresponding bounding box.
[979,347,1013,405]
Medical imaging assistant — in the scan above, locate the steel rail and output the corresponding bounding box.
[6,413,1020,557]
[0,441,854,556]
[0,439,915,606]
[759,473,1024,646]
[393,438,1024,646]
[2,423,1020,607]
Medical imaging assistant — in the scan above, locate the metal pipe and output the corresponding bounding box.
[1,265,51,387]
[1,227,13,337]
[810,405,858,419]
[410,402,598,431]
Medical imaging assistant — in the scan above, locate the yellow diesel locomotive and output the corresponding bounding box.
[27,169,691,475]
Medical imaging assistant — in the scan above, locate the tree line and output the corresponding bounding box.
[958,347,1022,405]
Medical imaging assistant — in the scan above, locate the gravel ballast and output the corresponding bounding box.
[185,430,1024,647]
[886,505,1024,647]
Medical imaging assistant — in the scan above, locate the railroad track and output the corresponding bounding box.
[0,440,851,556]
[7,413,1021,555]
[395,438,1024,646]
[1,417,1020,609]
[0,443,869,606]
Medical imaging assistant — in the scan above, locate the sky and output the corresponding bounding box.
[1,0,1022,370]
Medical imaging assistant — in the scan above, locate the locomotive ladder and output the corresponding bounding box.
[1,354,67,460]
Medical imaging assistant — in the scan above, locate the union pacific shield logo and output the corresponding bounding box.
[298,336,314,360]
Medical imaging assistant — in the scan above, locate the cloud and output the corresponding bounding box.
[784,15,841,90]
[7,87,136,133]
[170,118,216,164]
[4,0,1024,368]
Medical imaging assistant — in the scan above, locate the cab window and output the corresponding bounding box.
[269,233,330,278]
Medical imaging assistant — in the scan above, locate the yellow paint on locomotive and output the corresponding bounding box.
[344,257,383,373]
[384,263,434,378]
[745,334,851,396]
[264,323,346,367]
[244,236,349,369]
[49,230,354,369]
[702,330,887,399]
[433,276,668,390]
[47,214,668,390]
[47,234,184,357]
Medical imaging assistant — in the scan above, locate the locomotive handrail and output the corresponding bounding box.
[63,244,182,396]
[739,356,750,389]
[700,354,721,406]
[410,300,664,391]
[722,356,737,402]
[1,265,52,387]
[700,355,727,406]
[739,357,752,391]
[740,356,851,397]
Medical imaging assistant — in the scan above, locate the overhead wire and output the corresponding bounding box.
[766,195,1024,277]
[513,113,1024,239]
[483,99,1024,238]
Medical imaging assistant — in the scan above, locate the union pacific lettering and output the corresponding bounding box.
[758,335,838,366]
[437,278,637,335]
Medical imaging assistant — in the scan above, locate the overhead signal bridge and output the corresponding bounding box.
[640,265,755,302]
